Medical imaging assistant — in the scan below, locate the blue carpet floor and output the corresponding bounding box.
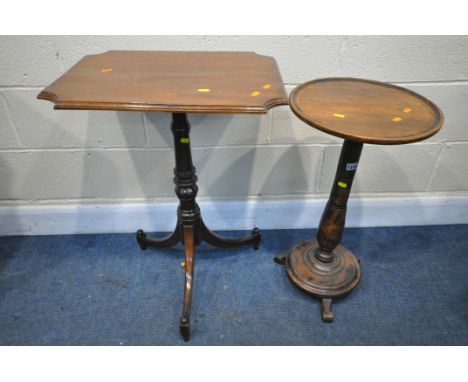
[0,225,467,345]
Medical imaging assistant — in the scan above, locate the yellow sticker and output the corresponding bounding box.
[333,113,346,119]
[250,91,260,97]
[180,138,190,143]
[197,88,210,92]
[338,181,347,188]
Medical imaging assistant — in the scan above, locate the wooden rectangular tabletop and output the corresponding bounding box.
[38,51,288,114]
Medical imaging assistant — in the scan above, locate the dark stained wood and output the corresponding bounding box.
[284,140,363,323]
[180,225,195,342]
[289,78,443,144]
[316,140,363,258]
[136,113,261,341]
[282,77,444,323]
[38,51,288,114]
[38,51,282,341]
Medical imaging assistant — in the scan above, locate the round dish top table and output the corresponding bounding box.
[289,77,443,144]
[278,78,443,323]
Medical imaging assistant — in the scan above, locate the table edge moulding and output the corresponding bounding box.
[289,77,443,145]
[37,50,289,114]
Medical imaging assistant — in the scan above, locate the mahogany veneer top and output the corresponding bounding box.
[289,78,443,144]
[38,50,288,114]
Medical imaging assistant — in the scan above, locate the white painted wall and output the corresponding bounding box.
[0,36,467,234]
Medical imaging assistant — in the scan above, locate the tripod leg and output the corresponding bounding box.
[136,227,180,250]
[200,219,261,250]
[179,225,195,341]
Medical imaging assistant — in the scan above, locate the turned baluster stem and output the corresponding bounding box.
[171,113,201,242]
[315,139,363,263]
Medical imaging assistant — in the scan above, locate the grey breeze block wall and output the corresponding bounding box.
[0,35,467,206]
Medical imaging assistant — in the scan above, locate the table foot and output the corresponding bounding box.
[321,298,334,323]
[179,317,190,342]
[136,227,180,250]
[273,254,287,265]
[200,220,261,250]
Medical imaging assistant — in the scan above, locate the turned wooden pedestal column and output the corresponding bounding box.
[279,78,443,322]
[136,112,263,341]
[284,139,363,322]
[37,50,288,341]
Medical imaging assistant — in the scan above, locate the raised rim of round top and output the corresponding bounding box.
[289,77,444,145]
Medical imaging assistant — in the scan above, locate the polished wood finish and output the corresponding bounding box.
[136,113,260,341]
[285,139,363,322]
[316,140,362,259]
[290,78,443,144]
[38,51,281,341]
[180,225,195,341]
[286,241,360,322]
[282,78,444,322]
[38,51,288,114]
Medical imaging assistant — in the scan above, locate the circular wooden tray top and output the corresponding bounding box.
[289,78,443,144]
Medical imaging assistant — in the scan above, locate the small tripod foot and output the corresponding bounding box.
[136,227,180,250]
[273,254,287,265]
[321,298,334,323]
[179,318,190,342]
[251,228,261,250]
[200,219,261,250]
[136,229,147,250]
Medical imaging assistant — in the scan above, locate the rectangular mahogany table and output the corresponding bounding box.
[38,51,288,341]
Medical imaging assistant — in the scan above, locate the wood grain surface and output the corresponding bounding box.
[38,51,288,114]
[289,78,443,144]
